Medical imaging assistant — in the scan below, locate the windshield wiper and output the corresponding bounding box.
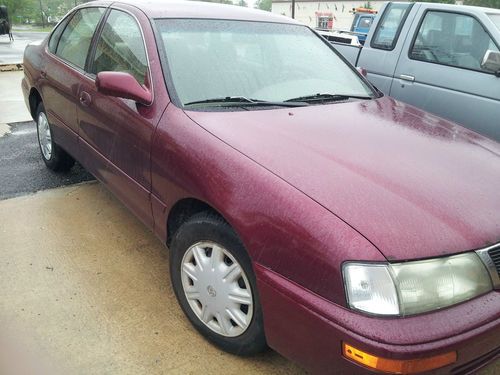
[184,96,308,108]
[284,93,372,103]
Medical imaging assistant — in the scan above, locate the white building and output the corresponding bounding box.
[271,0,386,30]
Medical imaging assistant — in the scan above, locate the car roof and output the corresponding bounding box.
[105,0,299,23]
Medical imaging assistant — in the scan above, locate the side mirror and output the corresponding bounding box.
[95,71,152,106]
[481,50,500,76]
[356,66,367,77]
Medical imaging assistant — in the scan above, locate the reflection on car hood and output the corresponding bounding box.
[186,97,500,261]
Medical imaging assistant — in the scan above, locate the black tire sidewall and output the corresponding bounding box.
[170,214,267,356]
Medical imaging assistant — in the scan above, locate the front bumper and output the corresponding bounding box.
[256,264,500,374]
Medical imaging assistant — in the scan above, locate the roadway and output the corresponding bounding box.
[0,31,49,64]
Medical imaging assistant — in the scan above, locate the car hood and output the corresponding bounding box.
[186,97,500,260]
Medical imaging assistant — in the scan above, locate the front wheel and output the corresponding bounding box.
[36,102,75,172]
[170,213,267,356]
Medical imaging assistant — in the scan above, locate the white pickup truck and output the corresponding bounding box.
[334,2,500,141]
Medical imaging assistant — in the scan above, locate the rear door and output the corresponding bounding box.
[42,7,105,158]
[390,6,500,140]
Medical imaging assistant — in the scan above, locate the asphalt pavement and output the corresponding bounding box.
[0,70,94,200]
[0,121,94,200]
[0,31,49,64]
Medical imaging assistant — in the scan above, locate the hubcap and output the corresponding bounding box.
[180,241,253,337]
[37,112,52,160]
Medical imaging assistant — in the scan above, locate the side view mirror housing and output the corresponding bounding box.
[356,66,367,77]
[481,50,500,76]
[96,71,152,105]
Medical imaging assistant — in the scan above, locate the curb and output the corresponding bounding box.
[0,123,11,137]
[0,63,23,72]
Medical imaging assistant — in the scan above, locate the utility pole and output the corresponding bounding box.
[291,0,295,19]
[39,0,45,28]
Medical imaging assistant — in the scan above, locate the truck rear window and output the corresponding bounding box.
[371,3,413,50]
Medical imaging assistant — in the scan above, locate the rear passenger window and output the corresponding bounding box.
[48,15,71,54]
[410,11,499,72]
[56,8,104,69]
[91,10,148,84]
[371,3,413,50]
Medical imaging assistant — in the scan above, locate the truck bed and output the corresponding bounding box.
[331,42,361,66]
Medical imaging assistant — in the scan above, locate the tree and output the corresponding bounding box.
[410,0,454,3]
[410,0,499,8]
[237,0,248,6]
[198,0,234,5]
[254,0,272,11]
[0,0,92,24]
[464,0,500,8]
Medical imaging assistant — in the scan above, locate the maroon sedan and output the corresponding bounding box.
[22,0,500,373]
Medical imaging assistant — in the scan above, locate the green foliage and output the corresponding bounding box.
[254,0,272,11]
[464,0,500,8]
[410,0,455,3]
[410,0,500,5]
[237,0,248,6]
[0,0,90,24]
[198,0,234,5]
[363,2,373,9]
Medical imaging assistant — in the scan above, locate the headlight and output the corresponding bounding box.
[343,253,492,316]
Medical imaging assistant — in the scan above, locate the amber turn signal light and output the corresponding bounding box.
[342,342,457,374]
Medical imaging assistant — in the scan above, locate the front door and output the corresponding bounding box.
[390,7,500,140]
[77,8,156,227]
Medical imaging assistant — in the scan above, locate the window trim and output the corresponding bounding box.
[46,6,107,78]
[407,9,500,76]
[87,6,154,105]
[370,2,414,51]
[47,10,73,54]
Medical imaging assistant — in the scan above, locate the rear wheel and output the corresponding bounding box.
[36,102,75,172]
[170,213,267,355]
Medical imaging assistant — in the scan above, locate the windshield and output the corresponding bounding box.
[489,14,500,31]
[155,19,374,108]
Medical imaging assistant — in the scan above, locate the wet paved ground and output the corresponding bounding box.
[0,121,94,200]
[0,31,48,64]
[0,70,32,124]
[0,183,304,375]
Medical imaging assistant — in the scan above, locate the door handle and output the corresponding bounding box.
[79,91,92,107]
[400,74,415,82]
[40,70,47,78]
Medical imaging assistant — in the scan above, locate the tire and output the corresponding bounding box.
[36,102,75,172]
[170,212,267,356]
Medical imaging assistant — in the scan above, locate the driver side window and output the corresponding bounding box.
[410,11,499,72]
[91,10,148,85]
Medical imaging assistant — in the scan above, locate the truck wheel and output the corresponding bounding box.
[170,212,267,356]
[36,102,75,172]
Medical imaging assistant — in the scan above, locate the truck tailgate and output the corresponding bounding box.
[332,43,362,66]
